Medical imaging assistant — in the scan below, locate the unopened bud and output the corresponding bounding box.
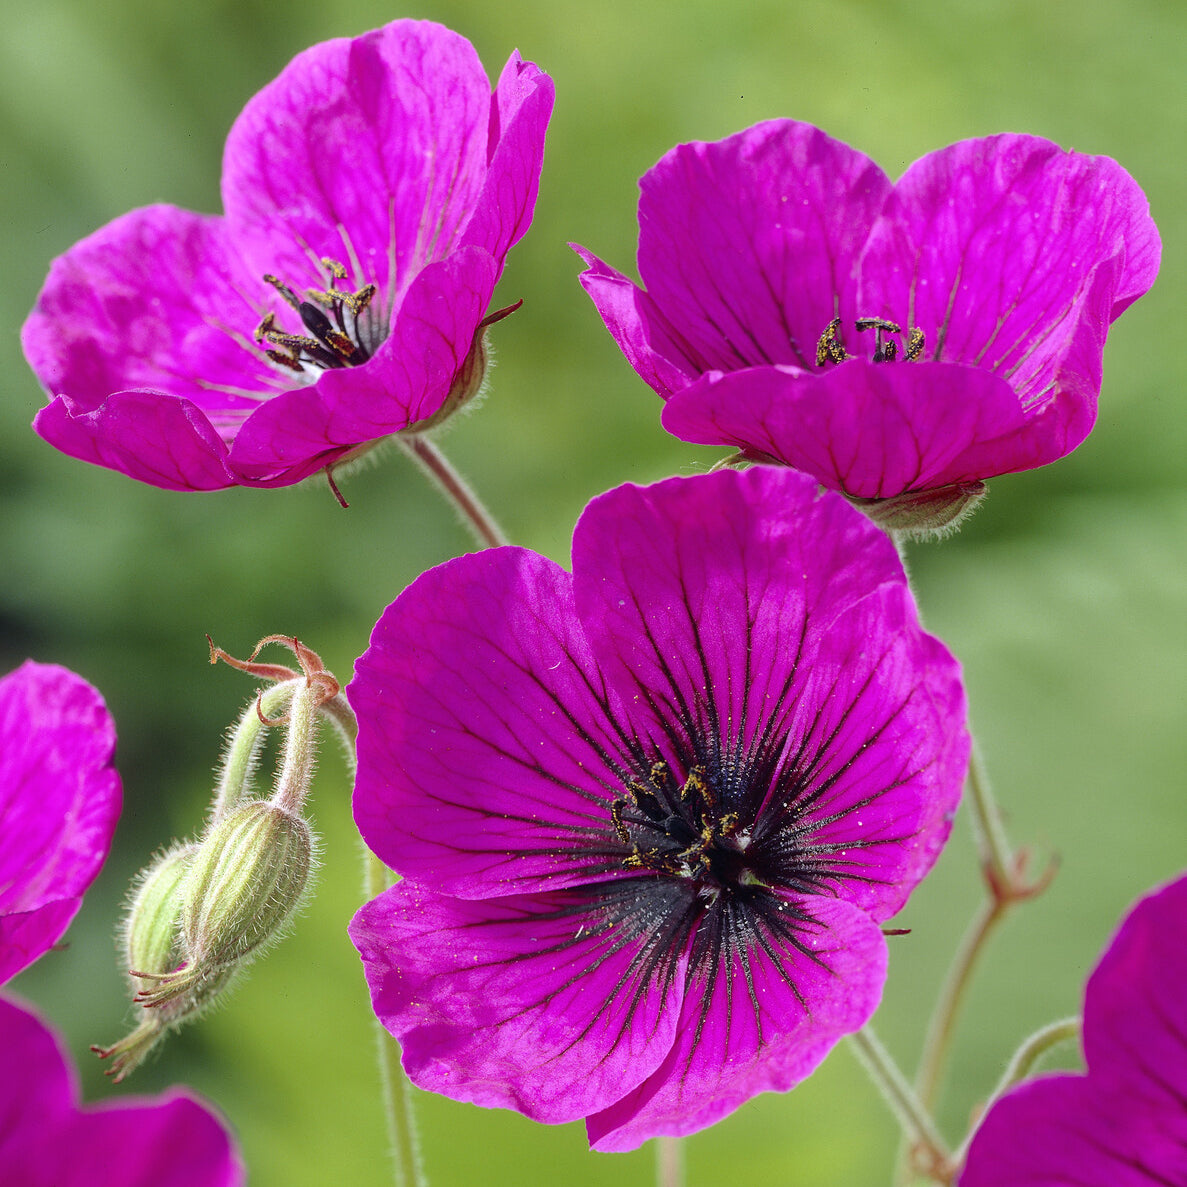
[185,801,313,970]
[94,843,222,1082]
[122,843,195,995]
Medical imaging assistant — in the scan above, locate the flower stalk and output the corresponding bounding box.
[850,1026,951,1181]
[655,1137,684,1187]
[947,1015,1081,1177]
[400,434,508,549]
[913,746,1058,1113]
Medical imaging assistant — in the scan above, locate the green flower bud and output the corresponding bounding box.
[122,843,195,995]
[95,843,233,1082]
[184,801,313,970]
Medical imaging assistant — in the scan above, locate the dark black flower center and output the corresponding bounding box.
[816,316,925,367]
[254,258,379,374]
[611,760,763,900]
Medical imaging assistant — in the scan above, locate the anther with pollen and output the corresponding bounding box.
[610,760,742,880]
[254,258,378,374]
[815,317,850,366]
[815,317,926,367]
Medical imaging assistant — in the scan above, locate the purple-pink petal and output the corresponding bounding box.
[959,1074,1187,1187]
[351,881,688,1124]
[587,895,886,1151]
[22,206,276,416]
[34,391,238,492]
[349,546,645,898]
[632,120,891,373]
[662,359,1094,498]
[857,134,1160,409]
[572,467,901,755]
[960,873,1187,1186]
[460,54,556,264]
[221,22,491,301]
[1083,873,1187,1110]
[0,662,121,984]
[574,247,700,397]
[0,996,244,1187]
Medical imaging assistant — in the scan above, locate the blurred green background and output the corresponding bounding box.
[3,0,1183,1183]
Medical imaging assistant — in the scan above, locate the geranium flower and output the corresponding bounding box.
[0,661,121,983]
[0,661,244,1185]
[349,467,969,1149]
[576,122,1159,529]
[24,20,553,493]
[959,871,1187,1187]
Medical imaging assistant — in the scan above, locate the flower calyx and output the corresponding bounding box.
[850,481,988,540]
[412,299,524,433]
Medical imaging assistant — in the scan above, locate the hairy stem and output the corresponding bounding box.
[851,1026,951,1181]
[401,434,508,549]
[946,1016,1080,1178]
[914,896,1004,1111]
[655,1137,684,1187]
[364,847,426,1187]
[965,747,1012,891]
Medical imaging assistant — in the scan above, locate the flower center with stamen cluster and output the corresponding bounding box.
[611,760,756,898]
[254,257,380,376]
[816,317,925,367]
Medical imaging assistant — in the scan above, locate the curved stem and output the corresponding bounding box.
[346,695,424,1187]
[364,847,426,1187]
[914,896,1005,1110]
[965,746,1012,891]
[401,434,508,549]
[948,1016,1080,1175]
[212,682,297,819]
[655,1137,684,1187]
[851,1026,951,1180]
[915,746,1058,1115]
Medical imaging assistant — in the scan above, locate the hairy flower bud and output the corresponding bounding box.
[94,843,231,1082]
[184,802,313,970]
[123,843,194,994]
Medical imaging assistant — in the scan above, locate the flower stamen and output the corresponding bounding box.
[816,317,926,367]
[256,259,378,376]
[611,759,746,884]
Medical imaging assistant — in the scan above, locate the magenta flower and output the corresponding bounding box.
[960,872,1187,1187]
[577,122,1159,521]
[24,20,553,492]
[0,663,243,1185]
[0,997,243,1186]
[349,467,969,1150]
[0,661,121,983]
